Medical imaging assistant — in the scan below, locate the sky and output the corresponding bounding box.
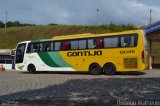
[0,0,160,26]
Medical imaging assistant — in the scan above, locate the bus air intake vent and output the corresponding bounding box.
[124,58,138,69]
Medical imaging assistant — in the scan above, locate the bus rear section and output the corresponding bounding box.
[114,30,148,72]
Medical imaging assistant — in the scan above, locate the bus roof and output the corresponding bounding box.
[52,30,142,41]
[17,30,142,44]
[31,39,52,43]
[18,39,52,44]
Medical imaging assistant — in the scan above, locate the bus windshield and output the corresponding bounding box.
[15,43,26,63]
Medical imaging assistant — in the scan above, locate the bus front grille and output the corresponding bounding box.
[124,58,138,69]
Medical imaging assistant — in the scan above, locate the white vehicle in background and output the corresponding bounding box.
[0,49,15,70]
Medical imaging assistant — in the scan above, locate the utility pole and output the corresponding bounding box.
[96,8,100,26]
[149,9,152,24]
[149,9,152,69]
[5,12,7,29]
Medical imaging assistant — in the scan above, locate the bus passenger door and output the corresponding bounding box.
[15,43,26,70]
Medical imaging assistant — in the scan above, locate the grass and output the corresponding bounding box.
[0,25,138,49]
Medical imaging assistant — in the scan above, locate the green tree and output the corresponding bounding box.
[0,21,4,28]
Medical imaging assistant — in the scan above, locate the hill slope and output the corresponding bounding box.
[0,25,137,49]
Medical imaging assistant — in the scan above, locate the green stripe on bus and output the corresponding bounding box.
[48,52,71,67]
[38,52,60,67]
[38,52,71,67]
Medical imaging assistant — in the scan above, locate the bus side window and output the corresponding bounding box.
[121,35,137,47]
[51,42,54,51]
[70,40,78,50]
[62,41,70,50]
[88,38,103,49]
[134,35,138,46]
[39,43,43,52]
[33,43,40,52]
[46,43,51,51]
[26,43,39,53]
[104,37,118,48]
[54,42,61,51]
[96,38,103,48]
[79,39,87,50]
[41,42,52,52]
[88,39,96,49]
[130,36,135,47]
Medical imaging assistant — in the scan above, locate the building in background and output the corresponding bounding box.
[0,49,15,70]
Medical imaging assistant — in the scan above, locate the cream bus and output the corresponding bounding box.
[15,30,148,75]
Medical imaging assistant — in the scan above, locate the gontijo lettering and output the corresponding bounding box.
[67,50,102,57]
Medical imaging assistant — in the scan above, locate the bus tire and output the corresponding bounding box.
[89,63,102,75]
[28,64,36,73]
[103,63,116,75]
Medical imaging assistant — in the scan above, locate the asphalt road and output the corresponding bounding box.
[0,69,160,105]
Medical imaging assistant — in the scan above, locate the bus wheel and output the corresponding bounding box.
[103,63,116,75]
[28,64,36,73]
[89,63,102,75]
